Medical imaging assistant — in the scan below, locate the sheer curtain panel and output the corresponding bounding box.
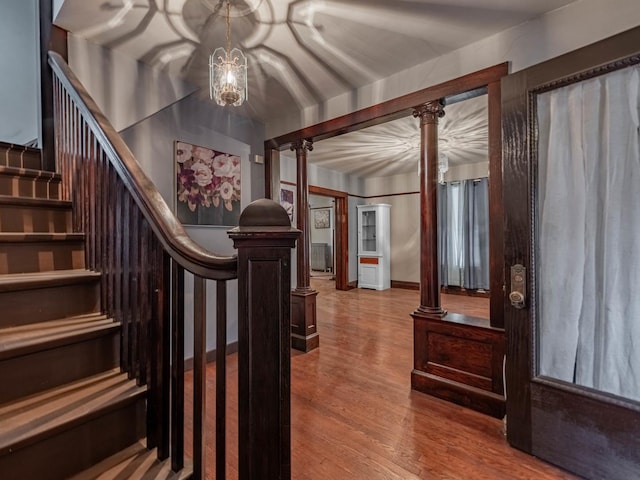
[537,64,640,402]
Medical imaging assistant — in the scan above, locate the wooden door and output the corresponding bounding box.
[502,27,640,479]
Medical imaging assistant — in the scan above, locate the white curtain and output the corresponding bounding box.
[537,64,640,402]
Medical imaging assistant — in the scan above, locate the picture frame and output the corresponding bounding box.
[313,208,331,229]
[175,140,241,226]
[280,187,295,225]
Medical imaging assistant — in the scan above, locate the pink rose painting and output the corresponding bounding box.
[175,141,241,226]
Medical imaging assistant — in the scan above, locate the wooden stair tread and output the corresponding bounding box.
[0,232,84,242]
[0,194,70,208]
[0,165,61,181]
[70,441,193,480]
[0,313,117,360]
[0,269,100,292]
[0,369,146,455]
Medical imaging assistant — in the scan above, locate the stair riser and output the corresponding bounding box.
[0,204,71,233]
[0,398,146,480]
[0,281,100,328]
[0,241,85,274]
[0,333,120,404]
[0,174,60,200]
[0,149,41,170]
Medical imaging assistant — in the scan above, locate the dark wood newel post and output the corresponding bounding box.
[412,101,447,318]
[289,139,319,352]
[229,199,299,480]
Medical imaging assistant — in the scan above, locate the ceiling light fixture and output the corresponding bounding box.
[210,0,247,106]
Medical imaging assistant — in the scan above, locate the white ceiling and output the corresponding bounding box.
[55,0,577,177]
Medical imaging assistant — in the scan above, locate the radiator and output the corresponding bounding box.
[311,243,331,271]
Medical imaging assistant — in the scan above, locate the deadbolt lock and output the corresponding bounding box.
[510,264,526,309]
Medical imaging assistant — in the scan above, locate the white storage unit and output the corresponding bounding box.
[357,204,391,290]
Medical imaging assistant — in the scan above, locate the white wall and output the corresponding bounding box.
[120,94,266,358]
[265,0,640,138]
[68,34,197,133]
[0,0,39,145]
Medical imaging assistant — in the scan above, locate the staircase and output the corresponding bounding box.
[0,143,187,479]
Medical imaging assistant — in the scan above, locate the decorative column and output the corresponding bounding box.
[290,139,319,352]
[412,101,447,319]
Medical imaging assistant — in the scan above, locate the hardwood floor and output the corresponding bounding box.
[185,279,577,479]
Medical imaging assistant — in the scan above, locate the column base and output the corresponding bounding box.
[291,289,319,352]
[413,305,447,320]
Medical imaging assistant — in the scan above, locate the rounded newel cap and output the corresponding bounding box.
[239,198,291,227]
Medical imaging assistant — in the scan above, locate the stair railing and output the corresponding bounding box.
[48,51,295,480]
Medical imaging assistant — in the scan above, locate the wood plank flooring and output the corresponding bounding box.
[185,279,578,479]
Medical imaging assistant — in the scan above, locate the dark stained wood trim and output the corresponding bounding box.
[412,313,505,418]
[265,148,274,199]
[488,80,504,329]
[502,24,640,465]
[309,185,349,291]
[391,280,420,290]
[266,63,509,149]
[39,0,61,171]
[284,181,422,200]
[413,101,446,317]
[309,184,348,198]
[48,52,237,280]
[334,196,348,290]
[347,280,358,289]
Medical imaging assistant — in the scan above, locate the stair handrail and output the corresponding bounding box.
[47,51,237,280]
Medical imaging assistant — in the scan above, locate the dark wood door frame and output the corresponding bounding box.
[264,62,507,328]
[502,26,640,478]
[309,185,349,291]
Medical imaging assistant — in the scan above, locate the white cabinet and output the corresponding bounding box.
[357,204,390,290]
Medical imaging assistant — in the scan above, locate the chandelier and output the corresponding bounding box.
[209,1,248,106]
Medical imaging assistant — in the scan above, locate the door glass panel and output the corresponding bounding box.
[536,64,640,402]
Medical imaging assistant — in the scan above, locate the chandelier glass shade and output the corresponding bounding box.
[209,1,247,107]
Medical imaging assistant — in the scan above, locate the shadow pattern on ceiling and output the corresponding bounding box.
[56,0,577,123]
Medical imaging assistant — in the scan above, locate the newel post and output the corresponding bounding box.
[228,199,299,480]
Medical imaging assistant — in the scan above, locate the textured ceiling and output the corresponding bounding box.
[55,0,577,177]
[56,0,577,123]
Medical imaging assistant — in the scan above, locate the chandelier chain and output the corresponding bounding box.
[226,1,232,55]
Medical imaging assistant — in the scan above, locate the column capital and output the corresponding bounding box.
[290,138,314,153]
[413,100,445,125]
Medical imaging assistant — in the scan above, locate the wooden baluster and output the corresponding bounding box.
[106,165,115,317]
[129,206,140,379]
[216,280,227,480]
[171,262,185,471]
[114,181,124,323]
[229,199,299,480]
[138,219,150,386]
[159,251,171,460]
[147,237,161,450]
[193,274,206,480]
[121,189,131,373]
[98,148,107,311]
[88,133,97,270]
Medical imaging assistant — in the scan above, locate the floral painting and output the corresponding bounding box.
[175,141,241,226]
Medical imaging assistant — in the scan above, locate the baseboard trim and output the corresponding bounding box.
[347,280,358,289]
[391,280,419,290]
[184,341,239,371]
[441,285,490,298]
[411,369,505,419]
